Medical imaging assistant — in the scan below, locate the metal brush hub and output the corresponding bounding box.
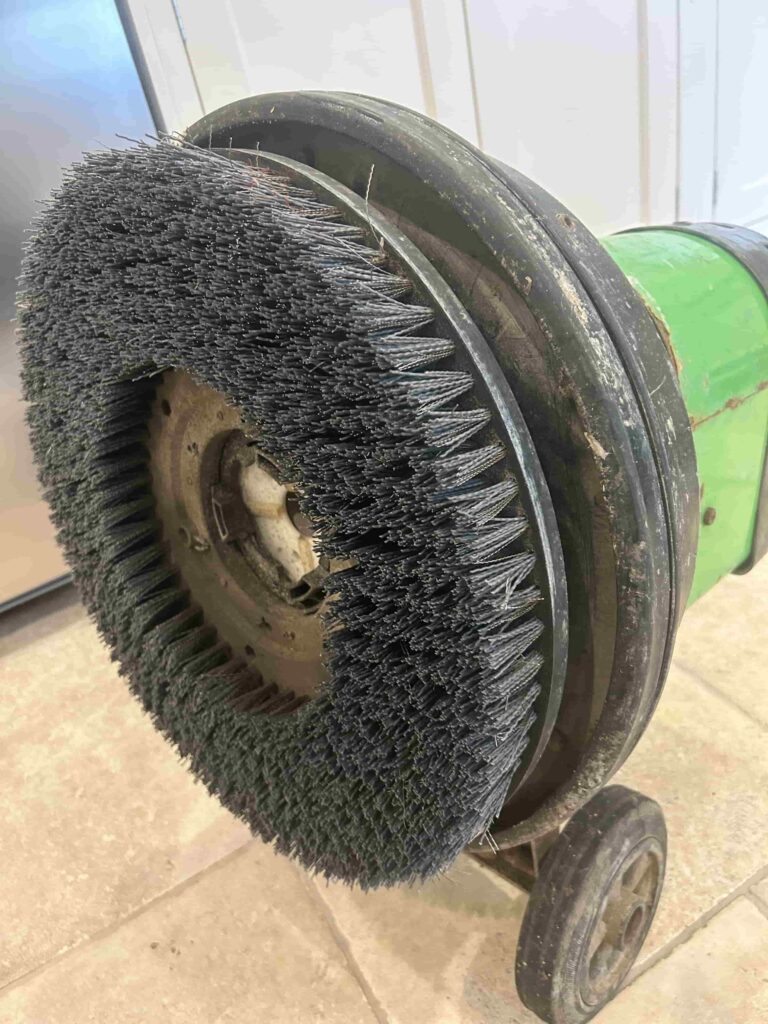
[147,368,328,702]
[213,432,323,608]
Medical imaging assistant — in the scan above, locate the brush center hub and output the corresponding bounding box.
[147,368,327,701]
[210,431,324,611]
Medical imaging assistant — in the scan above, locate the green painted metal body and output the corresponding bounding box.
[603,229,768,604]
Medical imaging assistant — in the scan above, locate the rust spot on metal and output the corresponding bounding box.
[690,380,768,429]
[641,299,682,376]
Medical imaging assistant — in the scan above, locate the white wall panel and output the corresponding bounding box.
[172,0,250,112]
[126,0,768,238]
[130,0,680,236]
[678,0,717,222]
[419,0,479,144]
[176,0,427,117]
[464,0,645,236]
[714,0,768,226]
[643,0,678,224]
[124,0,203,132]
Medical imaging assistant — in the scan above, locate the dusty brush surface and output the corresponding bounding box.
[17,140,544,886]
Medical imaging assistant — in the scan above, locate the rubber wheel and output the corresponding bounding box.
[515,785,666,1024]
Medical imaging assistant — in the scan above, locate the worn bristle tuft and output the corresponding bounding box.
[17,139,546,888]
[372,336,455,370]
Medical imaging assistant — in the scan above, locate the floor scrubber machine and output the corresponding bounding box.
[18,93,768,1023]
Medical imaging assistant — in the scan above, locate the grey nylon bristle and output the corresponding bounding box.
[18,140,545,888]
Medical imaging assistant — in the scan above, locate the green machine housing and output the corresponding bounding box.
[605,225,768,603]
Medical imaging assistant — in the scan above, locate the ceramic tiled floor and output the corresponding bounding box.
[1,561,767,1024]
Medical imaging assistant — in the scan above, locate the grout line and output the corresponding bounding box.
[624,860,768,986]
[0,840,254,998]
[673,659,768,735]
[295,868,391,1024]
[747,887,768,921]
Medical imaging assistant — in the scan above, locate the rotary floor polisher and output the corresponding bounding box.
[17,93,768,1024]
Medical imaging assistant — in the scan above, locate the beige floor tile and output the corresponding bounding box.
[4,567,768,1023]
[672,555,768,728]
[0,605,250,987]
[752,876,768,910]
[0,584,81,656]
[303,662,768,1022]
[310,854,537,1024]
[0,844,377,1024]
[616,664,768,964]
[598,898,768,1024]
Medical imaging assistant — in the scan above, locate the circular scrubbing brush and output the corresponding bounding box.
[18,137,567,886]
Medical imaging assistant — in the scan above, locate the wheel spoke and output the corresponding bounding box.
[623,851,651,893]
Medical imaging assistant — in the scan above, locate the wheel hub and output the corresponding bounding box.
[582,840,663,1005]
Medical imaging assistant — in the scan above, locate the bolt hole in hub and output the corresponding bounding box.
[147,368,332,704]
